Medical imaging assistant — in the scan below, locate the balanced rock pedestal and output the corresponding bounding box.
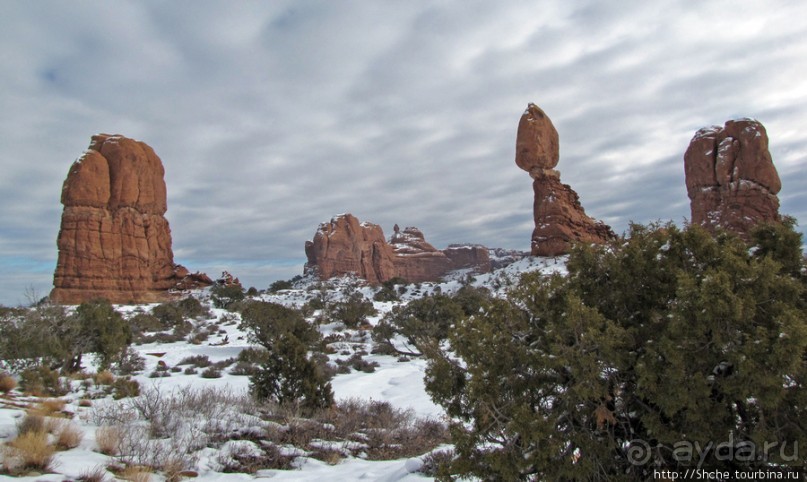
[50,134,207,304]
[515,103,614,256]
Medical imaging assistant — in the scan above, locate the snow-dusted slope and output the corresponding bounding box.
[0,255,566,481]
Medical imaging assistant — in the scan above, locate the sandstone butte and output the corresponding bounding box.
[515,103,614,256]
[684,118,781,238]
[50,134,211,304]
[304,214,491,284]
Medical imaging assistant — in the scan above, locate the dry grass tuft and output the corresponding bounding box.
[30,398,67,418]
[0,372,16,394]
[94,370,116,386]
[96,425,121,456]
[54,419,84,450]
[120,465,152,482]
[1,430,55,474]
[16,413,46,436]
[77,465,109,482]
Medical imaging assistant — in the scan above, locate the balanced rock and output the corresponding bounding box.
[516,103,560,174]
[305,214,491,283]
[515,104,614,256]
[51,134,207,304]
[684,119,781,236]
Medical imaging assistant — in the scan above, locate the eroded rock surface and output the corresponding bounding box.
[305,214,491,283]
[684,119,781,237]
[51,134,208,304]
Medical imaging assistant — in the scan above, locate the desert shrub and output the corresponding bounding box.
[1,430,55,474]
[115,347,146,375]
[268,279,294,293]
[419,449,456,478]
[0,372,17,393]
[187,329,209,344]
[128,313,163,335]
[15,414,45,436]
[119,465,152,482]
[241,301,333,411]
[31,398,66,417]
[211,284,245,309]
[91,386,260,472]
[335,352,379,373]
[54,420,84,450]
[111,377,141,400]
[249,336,333,411]
[373,277,408,302]
[94,369,115,385]
[237,347,269,364]
[423,221,807,480]
[240,301,319,348]
[373,293,464,356]
[95,425,121,456]
[451,285,492,316]
[200,367,222,378]
[175,296,207,319]
[177,354,211,368]
[331,292,376,328]
[0,303,76,372]
[323,399,449,460]
[77,465,110,482]
[228,361,255,376]
[74,299,132,370]
[216,440,295,472]
[151,298,207,329]
[19,365,68,396]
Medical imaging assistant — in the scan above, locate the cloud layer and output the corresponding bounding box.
[1,1,806,304]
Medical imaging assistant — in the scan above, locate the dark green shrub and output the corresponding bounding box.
[74,299,131,370]
[268,279,294,293]
[128,313,163,334]
[241,301,333,411]
[211,284,245,309]
[331,292,376,328]
[424,222,807,480]
[373,294,464,356]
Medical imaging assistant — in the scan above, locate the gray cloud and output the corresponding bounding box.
[1,0,806,305]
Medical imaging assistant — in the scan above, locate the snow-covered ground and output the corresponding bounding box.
[0,255,565,481]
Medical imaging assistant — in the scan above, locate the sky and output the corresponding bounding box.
[1,0,806,306]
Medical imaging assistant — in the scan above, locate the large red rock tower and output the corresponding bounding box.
[51,134,203,304]
[684,118,781,237]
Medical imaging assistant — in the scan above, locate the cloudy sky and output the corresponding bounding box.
[1,1,806,305]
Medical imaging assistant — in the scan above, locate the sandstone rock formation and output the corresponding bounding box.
[304,214,491,283]
[305,214,397,284]
[51,134,209,304]
[515,103,614,256]
[684,118,781,237]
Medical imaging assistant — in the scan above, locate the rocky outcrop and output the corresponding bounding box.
[304,214,397,284]
[305,214,491,283]
[515,103,614,256]
[684,119,781,237]
[51,134,209,304]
